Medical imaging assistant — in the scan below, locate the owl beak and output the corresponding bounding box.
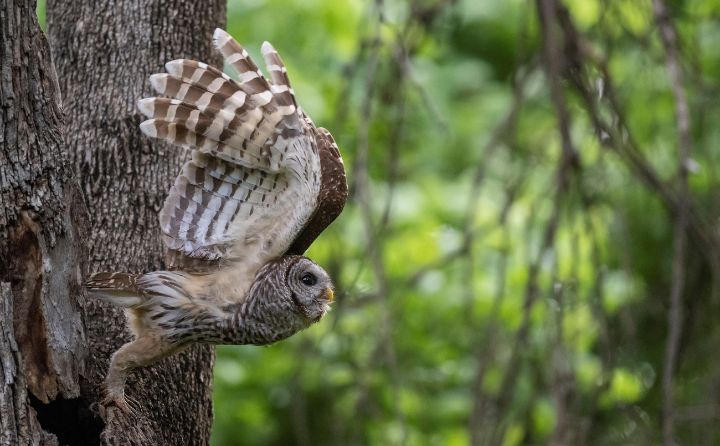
[325,288,334,302]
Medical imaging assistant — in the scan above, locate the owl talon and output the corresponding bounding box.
[102,386,141,417]
[102,393,131,414]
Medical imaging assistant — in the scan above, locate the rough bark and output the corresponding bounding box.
[0,0,89,444]
[46,1,226,444]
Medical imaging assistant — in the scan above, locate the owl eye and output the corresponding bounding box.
[300,272,317,286]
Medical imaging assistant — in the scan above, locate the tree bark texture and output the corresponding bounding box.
[1,0,89,444]
[46,1,226,444]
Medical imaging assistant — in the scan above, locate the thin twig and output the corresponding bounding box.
[350,2,410,442]
[468,187,518,445]
[652,0,692,443]
[487,1,581,440]
[537,0,580,168]
[348,13,384,444]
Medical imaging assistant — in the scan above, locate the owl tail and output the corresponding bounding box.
[86,272,144,308]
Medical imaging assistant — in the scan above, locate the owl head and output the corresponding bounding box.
[283,256,334,323]
[247,255,334,342]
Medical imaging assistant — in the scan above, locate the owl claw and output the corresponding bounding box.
[102,394,130,415]
[102,387,140,417]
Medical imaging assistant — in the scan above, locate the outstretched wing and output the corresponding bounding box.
[138,29,336,272]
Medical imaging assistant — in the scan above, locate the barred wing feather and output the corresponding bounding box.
[138,29,322,270]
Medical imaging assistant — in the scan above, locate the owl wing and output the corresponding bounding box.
[285,124,347,255]
[138,29,344,272]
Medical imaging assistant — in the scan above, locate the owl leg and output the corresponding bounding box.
[102,335,180,414]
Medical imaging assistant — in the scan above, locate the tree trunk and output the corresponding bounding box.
[45,1,226,444]
[0,0,89,444]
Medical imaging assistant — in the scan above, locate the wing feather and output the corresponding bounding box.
[261,41,298,109]
[139,30,333,277]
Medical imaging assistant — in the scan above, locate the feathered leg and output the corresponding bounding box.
[103,335,181,414]
[88,270,200,414]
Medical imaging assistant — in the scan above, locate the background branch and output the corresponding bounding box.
[652,0,693,443]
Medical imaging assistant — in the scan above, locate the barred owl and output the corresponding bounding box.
[86,29,347,413]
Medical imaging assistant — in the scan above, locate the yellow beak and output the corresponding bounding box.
[325,288,334,302]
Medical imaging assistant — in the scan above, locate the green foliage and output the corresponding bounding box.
[213,0,720,444]
[37,0,45,29]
